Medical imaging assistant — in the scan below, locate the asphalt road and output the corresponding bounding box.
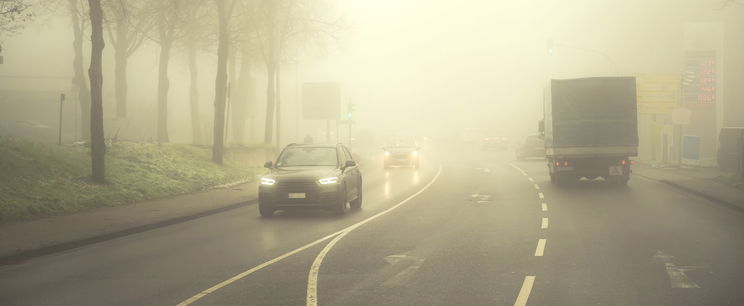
[2,145,744,305]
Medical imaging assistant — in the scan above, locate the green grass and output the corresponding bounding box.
[0,139,255,220]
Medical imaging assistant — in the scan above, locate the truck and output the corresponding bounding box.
[539,77,638,185]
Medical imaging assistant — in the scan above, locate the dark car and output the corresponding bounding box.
[258,143,362,217]
[480,136,508,150]
[516,135,545,160]
[383,144,420,169]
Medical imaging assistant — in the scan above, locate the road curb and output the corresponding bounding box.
[0,199,257,266]
[635,173,744,214]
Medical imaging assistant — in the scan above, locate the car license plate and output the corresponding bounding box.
[288,193,306,199]
[609,165,623,176]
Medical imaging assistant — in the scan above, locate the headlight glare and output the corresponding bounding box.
[318,177,339,184]
[261,177,276,185]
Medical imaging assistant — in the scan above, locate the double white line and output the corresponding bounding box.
[177,166,443,306]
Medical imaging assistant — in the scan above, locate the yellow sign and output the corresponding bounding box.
[636,74,680,114]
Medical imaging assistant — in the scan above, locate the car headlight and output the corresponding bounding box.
[261,177,276,185]
[318,177,339,184]
[411,151,418,156]
[384,151,390,156]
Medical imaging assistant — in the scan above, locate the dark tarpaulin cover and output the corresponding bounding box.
[547,77,639,148]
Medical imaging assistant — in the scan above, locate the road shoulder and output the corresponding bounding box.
[0,180,258,264]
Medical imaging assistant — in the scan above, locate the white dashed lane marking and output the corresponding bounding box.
[514,275,536,306]
[541,217,549,229]
[535,239,547,256]
[541,203,548,211]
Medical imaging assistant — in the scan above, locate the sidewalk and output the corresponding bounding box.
[0,179,259,263]
[633,163,744,211]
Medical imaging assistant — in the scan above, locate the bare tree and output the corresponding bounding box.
[180,0,213,145]
[0,0,33,37]
[103,0,150,118]
[69,0,92,141]
[144,0,188,143]
[88,0,105,183]
[212,0,237,164]
[246,0,343,145]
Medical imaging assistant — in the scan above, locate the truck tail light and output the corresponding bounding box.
[621,159,626,165]
[554,161,560,166]
[563,161,568,166]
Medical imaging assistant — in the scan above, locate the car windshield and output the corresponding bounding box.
[276,147,337,167]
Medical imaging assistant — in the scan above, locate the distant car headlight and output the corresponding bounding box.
[261,177,276,185]
[384,151,390,156]
[318,177,339,184]
[411,151,418,156]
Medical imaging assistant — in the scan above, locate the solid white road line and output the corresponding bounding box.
[306,231,350,306]
[514,275,536,306]
[533,184,540,190]
[535,239,547,256]
[541,218,549,229]
[541,203,548,211]
[177,166,443,306]
[538,192,544,199]
[527,177,535,183]
[306,166,443,306]
[508,163,529,177]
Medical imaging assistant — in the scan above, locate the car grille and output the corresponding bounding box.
[276,180,318,192]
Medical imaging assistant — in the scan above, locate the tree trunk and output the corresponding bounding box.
[187,42,202,145]
[275,65,281,146]
[88,0,106,183]
[157,38,171,143]
[69,0,91,141]
[114,24,128,118]
[232,54,250,145]
[263,63,276,144]
[212,0,230,164]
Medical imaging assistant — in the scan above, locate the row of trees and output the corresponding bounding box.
[2,0,341,183]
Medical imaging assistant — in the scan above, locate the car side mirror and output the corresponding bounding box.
[264,161,273,168]
[344,160,357,168]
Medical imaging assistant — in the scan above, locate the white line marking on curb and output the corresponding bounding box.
[177,166,443,306]
[514,275,536,306]
[541,217,549,229]
[533,184,540,190]
[541,203,548,211]
[306,166,443,306]
[535,239,547,256]
[538,192,544,199]
[527,177,534,182]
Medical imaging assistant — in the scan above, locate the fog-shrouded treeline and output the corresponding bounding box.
[0,0,342,182]
[0,0,342,147]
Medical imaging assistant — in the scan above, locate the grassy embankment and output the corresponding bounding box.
[0,139,255,220]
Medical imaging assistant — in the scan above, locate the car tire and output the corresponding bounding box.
[608,175,629,186]
[334,186,347,215]
[259,202,274,218]
[350,183,363,210]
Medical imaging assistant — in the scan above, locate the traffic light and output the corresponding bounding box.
[346,102,355,119]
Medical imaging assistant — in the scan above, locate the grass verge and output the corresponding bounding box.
[0,139,255,220]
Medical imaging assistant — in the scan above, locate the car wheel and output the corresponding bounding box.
[334,186,347,215]
[350,184,363,210]
[258,201,274,218]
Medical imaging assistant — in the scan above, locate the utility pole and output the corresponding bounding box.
[59,94,65,144]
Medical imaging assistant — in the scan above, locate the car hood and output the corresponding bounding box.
[268,166,339,180]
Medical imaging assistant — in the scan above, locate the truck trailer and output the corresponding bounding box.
[540,77,639,185]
